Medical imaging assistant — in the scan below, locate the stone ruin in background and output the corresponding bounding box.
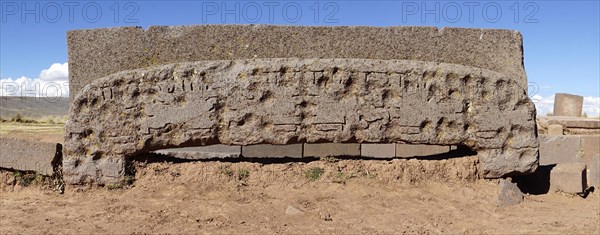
[63,25,539,185]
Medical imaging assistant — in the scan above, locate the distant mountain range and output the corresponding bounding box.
[0,97,69,119]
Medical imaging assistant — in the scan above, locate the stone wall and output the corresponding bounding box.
[64,58,538,184]
[65,25,537,185]
[67,25,528,101]
[0,137,61,176]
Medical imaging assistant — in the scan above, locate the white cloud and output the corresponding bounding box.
[39,62,68,82]
[583,96,600,117]
[531,94,555,117]
[532,94,600,117]
[1,63,69,97]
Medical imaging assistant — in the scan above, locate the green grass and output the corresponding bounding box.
[0,122,64,135]
[3,113,68,124]
[107,183,124,190]
[0,113,66,137]
[237,168,250,181]
[219,165,234,177]
[13,171,45,187]
[332,171,355,184]
[304,167,325,181]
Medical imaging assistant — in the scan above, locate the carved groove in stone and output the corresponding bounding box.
[63,59,538,184]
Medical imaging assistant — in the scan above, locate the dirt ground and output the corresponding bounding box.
[1,123,599,234]
[1,157,599,234]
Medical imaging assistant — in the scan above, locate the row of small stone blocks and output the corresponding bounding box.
[155,143,453,159]
[0,138,452,177]
[538,135,600,193]
[2,135,598,193]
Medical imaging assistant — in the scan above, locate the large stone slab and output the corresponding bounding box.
[361,144,396,158]
[581,136,600,164]
[154,145,241,159]
[68,25,528,102]
[63,58,538,184]
[0,137,60,176]
[538,135,583,166]
[544,117,600,129]
[304,143,360,158]
[553,93,583,117]
[537,116,600,135]
[587,156,600,188]
[581,136,600,188]
[242,144,302,158]
[550,162,586,193]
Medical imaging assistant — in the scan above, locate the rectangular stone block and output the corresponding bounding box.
[361,144,395,158]
[553,93,583,117]
[581,136,600,188]
[550,163,586,193]
[587,156,600,188]
[0,137,59,176]
[547,124,564,135]
[581,136,600,165]
[539,135,583,166]
[154,145,241,159]
[303,143,360,158]
[242,144,302,158]
[540,116,600,129]
[395,144,451,158]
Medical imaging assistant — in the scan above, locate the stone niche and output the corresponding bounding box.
[64,25,538,184]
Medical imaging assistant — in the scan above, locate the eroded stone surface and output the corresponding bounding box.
[67,26,528,102]
[63,58,538,184]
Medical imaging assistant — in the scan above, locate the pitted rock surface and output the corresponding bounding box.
[67,26,528,102]
[63,58,538,184]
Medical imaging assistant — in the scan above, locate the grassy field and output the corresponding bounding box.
[0,122,64,136]
[0,121,64,143]
[0,97,68,143]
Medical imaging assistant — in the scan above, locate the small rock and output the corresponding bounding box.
[285,205,304,215]
[497,179,523,207]
[3,175,15,185]
[319,211,332,221]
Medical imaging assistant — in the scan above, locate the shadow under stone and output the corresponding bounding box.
[130,144,477,164]
[514,164,555,195]
[409,146,477,161]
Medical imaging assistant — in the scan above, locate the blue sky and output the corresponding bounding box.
[1,0,599,115]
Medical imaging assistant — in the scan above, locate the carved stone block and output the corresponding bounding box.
[63,58,538,184]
